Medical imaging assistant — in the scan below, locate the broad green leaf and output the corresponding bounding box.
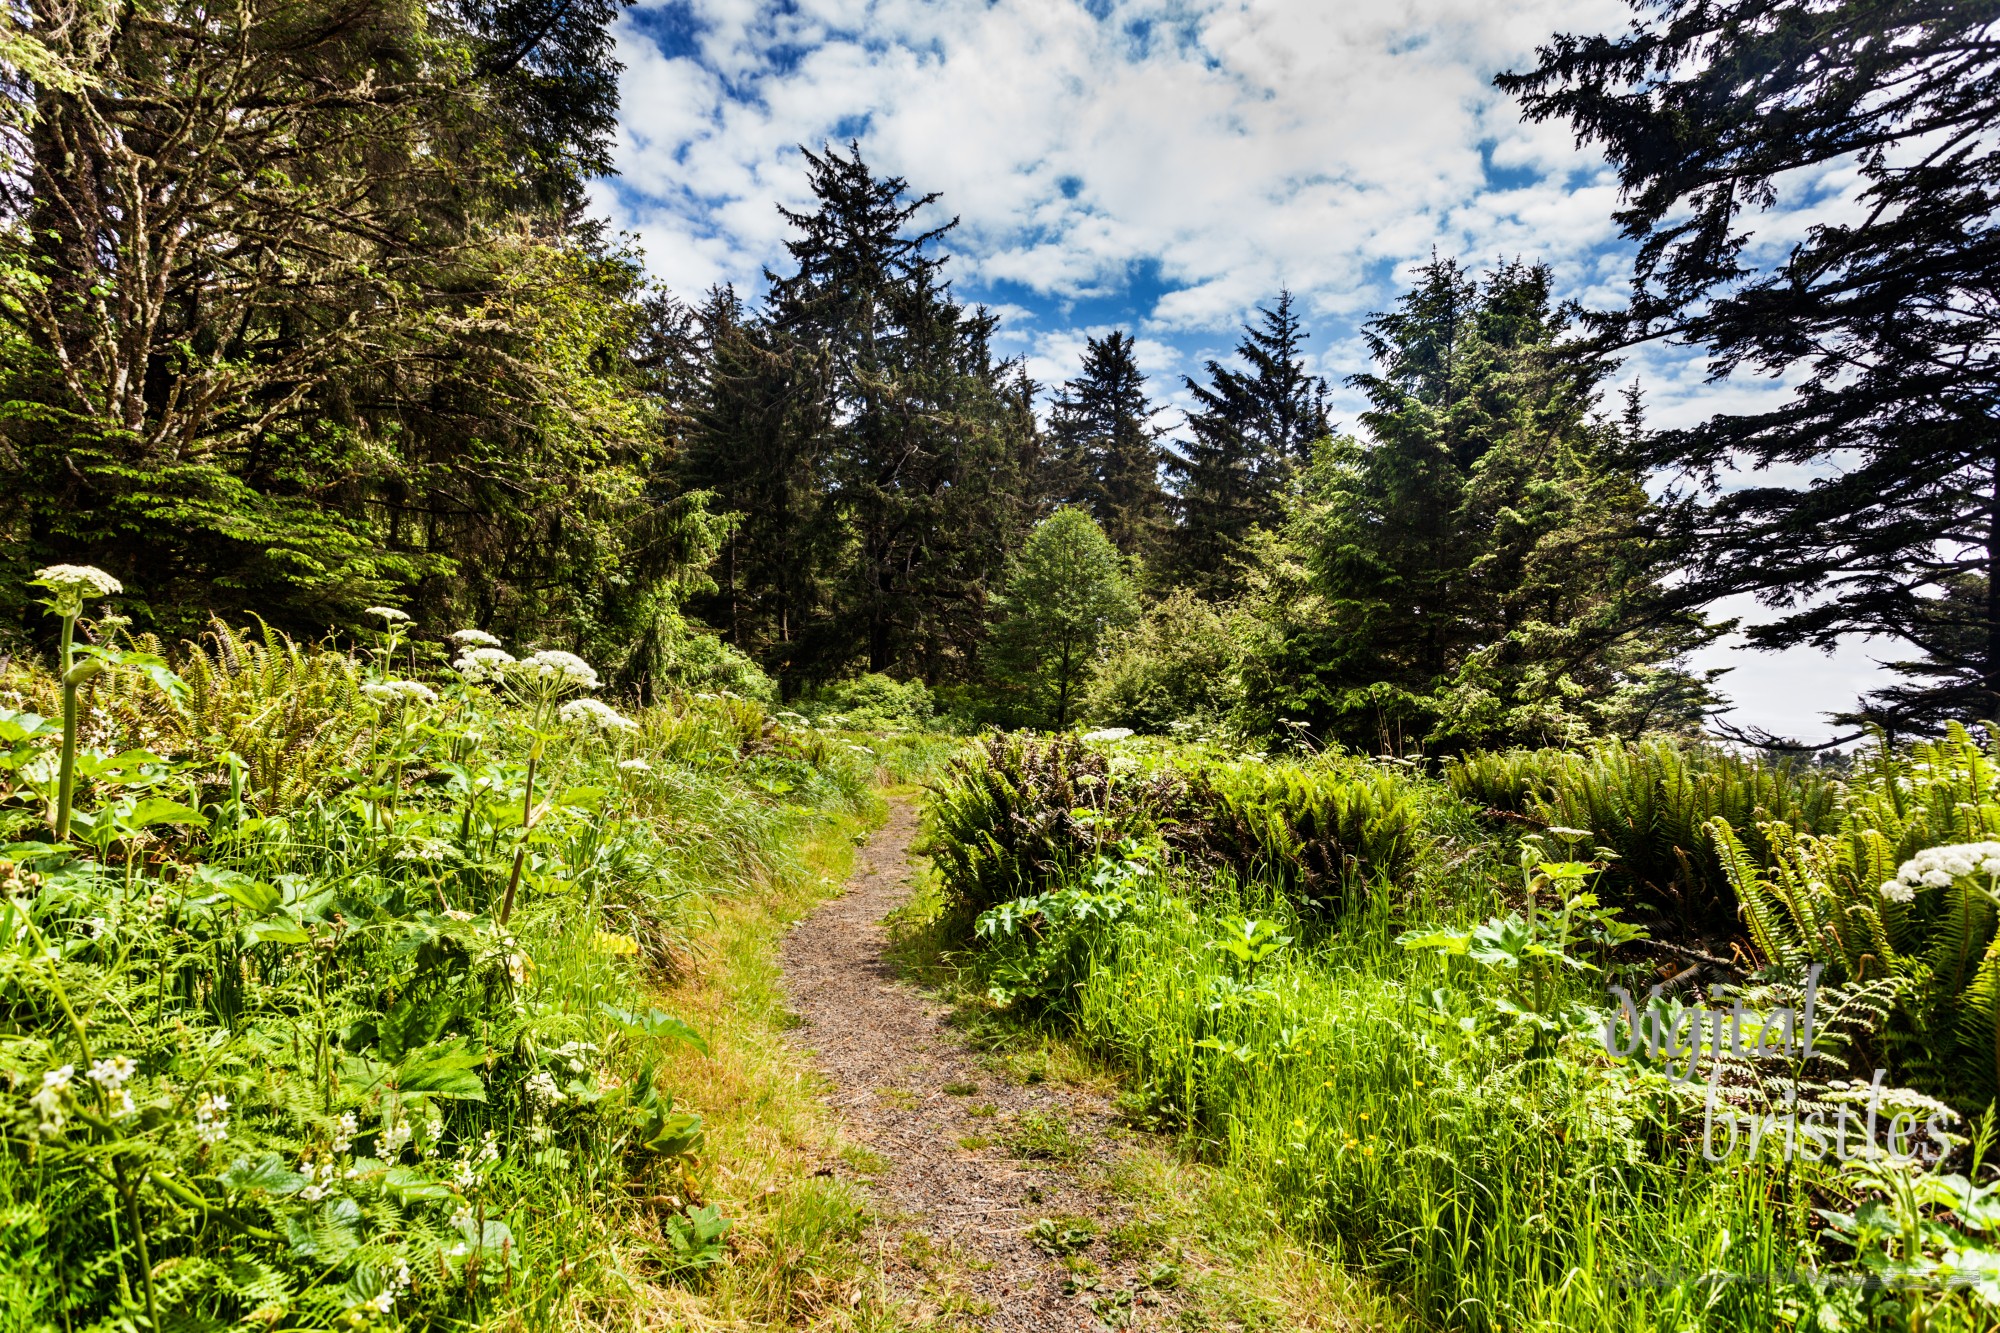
[195,865,280,914]
[383,1167,452,1201]
[599,1003,709,1054]
[122,798,209,831]
[221,1153,304,1196]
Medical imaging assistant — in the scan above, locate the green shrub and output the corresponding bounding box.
[1715,723,2000,1109]
[620,609,776,704]
[924,733,1428,921]
[797,672,935,730]
[1083,589,1241,735]
[1445,738,1841,934]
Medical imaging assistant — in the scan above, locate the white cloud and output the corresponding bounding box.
[602,0,1637,325]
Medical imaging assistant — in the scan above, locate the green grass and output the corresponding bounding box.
[918,729,2000,1332]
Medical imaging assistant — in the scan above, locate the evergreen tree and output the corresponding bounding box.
[1047,331,1168,557]
[679,144,1040,686]
[989,508,1139,728]
[1163,290,1331,596]
[1250,258,1718,752]
[0,0,663,644]
[1501,0,2000,732]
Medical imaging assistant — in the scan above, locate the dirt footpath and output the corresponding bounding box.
[780,800,1179,1331]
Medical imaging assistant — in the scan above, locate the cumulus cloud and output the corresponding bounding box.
[598,0,1639,326]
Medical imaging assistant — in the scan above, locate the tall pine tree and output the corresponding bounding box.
[1501,0,2000,733]
[677,144,1039,685]
[1047,331,1168,558]
[1248,258,1718,752]
[1163,290,1331,597]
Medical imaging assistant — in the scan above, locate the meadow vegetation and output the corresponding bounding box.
[0,568,884,1329]
[919,728,2000,1332]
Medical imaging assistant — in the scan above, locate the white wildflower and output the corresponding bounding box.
[1081,727,1135,742]
[449,1204,475,1230]
[453,646,516,684]
[449,628,503,647]
[87,1056,136,1090]
[559,697,636,732]
[29,1065,73,1136]
[108,1088,135,1118]
[525,1070,562,1106]
[194,1092,229,1145]
[382,1116,412,1158]
[517,649,600,691]
[85,917,110,940]
[617,757,652,772]
[364,606,411,624]
[363,1291,394,1315]
[34,565,122,603]
[333,1112,358,1154]
[1882,841,2000,901]
[360,679,437,706]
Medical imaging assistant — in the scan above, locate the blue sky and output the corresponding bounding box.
[592,0,1896,742]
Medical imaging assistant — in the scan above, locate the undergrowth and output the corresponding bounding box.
[0,572,878,1330]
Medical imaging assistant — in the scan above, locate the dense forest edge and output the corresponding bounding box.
[9,0,2000,1328]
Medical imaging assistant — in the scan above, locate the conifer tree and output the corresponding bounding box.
[681,144,1038,685]
[1047,331,1168,557]
[1501,0,2000,732]
[1252,258,1717,752]
[1163,291,1331,597]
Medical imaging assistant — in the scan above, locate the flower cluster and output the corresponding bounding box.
[33,564,122,617]
[524,1070,562,1107]
[453,646,516,684]
[1878,841,2000,902]
[360,679,438,707]
[194,1091,230,1145]
[517,649,600,691]
[381,1112,413,1158]
[449,627,502,648]
[332,1111,358,1154]
[558,697,635,732]
[28,1065,72,1136]
[363,606,411,624]
[618,757,652,772]
[298,1156,339,1202]
[451,1129,501,1190]
[87,1055,137,1118]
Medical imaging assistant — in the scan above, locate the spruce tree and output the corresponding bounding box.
[1254,258,1718,752]
[1500,0,2000,732]
[684,144,1039,685]
[1047,331,1168,557]
[1163,291,1331,597]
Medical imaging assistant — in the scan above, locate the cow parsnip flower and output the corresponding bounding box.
[559,698,635,732]
[518,649,600,691]
[1879,840,2000,902]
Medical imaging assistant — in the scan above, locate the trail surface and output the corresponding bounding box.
[781,800,1176,1331]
